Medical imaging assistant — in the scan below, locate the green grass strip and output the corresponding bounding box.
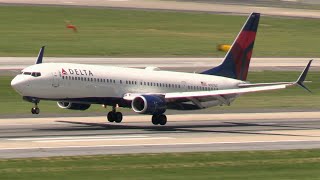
[0,149,320,179]
[0,6,319,57]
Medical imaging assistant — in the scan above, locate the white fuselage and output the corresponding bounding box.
[11,63,243,109]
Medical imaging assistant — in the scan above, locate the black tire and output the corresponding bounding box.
[152,115,159,125]
[115,112,123,123]
[31,108,35,114]
[107,112,115,122]
[159,114,167,125]
[35,108,40,114]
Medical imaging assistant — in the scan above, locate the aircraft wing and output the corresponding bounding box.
[123,60,312,102]
[123,84,288,101]
[164,84,288,100]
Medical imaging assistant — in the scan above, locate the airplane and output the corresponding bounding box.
[11,12,312,126]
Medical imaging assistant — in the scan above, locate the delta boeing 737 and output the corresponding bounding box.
[11,13,312,125]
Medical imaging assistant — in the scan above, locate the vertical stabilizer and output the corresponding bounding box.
[35,46,45,64]
[201,13,260,81]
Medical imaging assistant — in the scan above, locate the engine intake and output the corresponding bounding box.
[132,95,166,115]
[57,102,91,111]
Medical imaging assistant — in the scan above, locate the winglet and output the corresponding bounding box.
[35,46,45,64]
[296,60,312,93]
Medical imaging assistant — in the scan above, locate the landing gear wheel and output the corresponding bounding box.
[151,114,167,125]
[31,107,40,114]
[115,112,123,123]
[31,100,40,115]
[159,114,167,125]
[152,115,158,125]
[107,112,115,122]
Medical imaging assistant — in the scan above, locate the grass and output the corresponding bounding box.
[1,71,319,115]
[0,6,319,57]
[1,150,320,179]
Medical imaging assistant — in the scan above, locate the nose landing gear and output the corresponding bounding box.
[31,107,40,114]
[31,102,40,114]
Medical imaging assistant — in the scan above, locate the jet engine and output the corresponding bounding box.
[57,102,91,111]
[131,95,166,115]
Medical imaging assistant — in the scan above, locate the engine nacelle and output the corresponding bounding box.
[57,102,91,111]
[131,95,166,115]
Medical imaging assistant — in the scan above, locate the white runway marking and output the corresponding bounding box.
[35,137,172,143]
[8,135,149,141]
[0,139,318,151]
[8,135,173,143]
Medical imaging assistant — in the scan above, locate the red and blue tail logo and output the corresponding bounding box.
[201,12,260,81]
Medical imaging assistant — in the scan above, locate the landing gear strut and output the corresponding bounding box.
[107,105,123,123]
[31,102,40,114]
[152,114,167,125]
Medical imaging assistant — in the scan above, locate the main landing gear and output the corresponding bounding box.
[151,114,167,125]
[107,105,123,123]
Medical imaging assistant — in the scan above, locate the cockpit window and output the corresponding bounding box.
[22,72,41,77]
[31,72,41,77]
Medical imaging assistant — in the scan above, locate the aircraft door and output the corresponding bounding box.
[181,81,187,91]
[52,72,60,87]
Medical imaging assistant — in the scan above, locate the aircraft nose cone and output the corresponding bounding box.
[11,76,24,94]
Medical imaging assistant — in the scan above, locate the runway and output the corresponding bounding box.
[1,111,320,158]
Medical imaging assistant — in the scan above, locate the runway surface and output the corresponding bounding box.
[1,0,320,18]
[1,111,320,158]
